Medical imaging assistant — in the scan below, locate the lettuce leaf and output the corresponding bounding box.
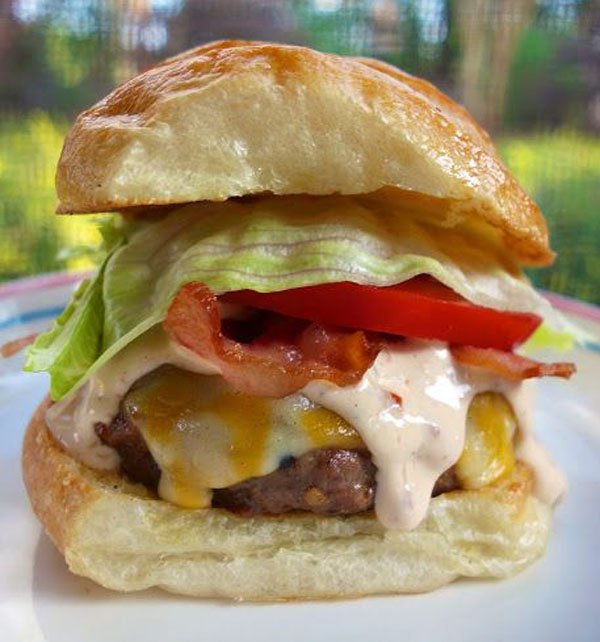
[24,267,105,400]
[26,195,585,400]
[521,316,596,353]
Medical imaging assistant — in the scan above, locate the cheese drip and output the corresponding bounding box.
[123,366,363,508]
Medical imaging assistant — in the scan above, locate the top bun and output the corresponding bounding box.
[56,40,552,266]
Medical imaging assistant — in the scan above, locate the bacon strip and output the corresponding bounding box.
[164,283,382,397]
[166,283,575,394]
[451,345,576,381]
[1,333,38,358]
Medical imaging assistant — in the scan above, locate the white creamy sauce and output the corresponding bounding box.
[304,341,567,530]
[46,326,219,469]
[47,330,566,530]
[506,380,568,505]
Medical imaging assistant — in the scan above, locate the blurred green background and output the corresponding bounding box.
[1,0,599,303]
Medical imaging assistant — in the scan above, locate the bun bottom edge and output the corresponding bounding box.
[22,396,552,600]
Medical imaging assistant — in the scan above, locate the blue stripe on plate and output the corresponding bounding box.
[583,341,600,355]
[0,306,65,331]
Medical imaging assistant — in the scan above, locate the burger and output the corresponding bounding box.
[21,40,577,599]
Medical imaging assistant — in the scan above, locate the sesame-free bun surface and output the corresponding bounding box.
[23,397,551,600]
[56,40,552,266]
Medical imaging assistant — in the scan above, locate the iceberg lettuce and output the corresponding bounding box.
[24,268,105,400]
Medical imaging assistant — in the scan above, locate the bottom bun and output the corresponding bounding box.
[23,397,552,600]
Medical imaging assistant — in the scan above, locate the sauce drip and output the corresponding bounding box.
[45,325,219,469]
[303,341,567,530]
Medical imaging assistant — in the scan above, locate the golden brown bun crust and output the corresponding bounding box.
[56,40,552,266]
[23,397,551,600]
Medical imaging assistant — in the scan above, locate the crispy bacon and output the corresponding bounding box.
[166,283,575,394]
[451,345,576,381]
[1,333,38,358]
[164,283,382,397]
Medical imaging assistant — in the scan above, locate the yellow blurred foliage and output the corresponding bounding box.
[0,112,102,278]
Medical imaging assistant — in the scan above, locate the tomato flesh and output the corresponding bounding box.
[221,277,541,351]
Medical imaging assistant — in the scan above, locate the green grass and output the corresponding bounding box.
[0,114,598,305]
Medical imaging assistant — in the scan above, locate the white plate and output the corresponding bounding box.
[1,274,599,642]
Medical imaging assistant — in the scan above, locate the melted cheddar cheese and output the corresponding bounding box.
[123,366,364,508]
[455,392,517,489]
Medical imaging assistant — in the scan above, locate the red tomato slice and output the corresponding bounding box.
[221,277,542,351]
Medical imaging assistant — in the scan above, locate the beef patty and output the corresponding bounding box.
[95,411,458,516]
